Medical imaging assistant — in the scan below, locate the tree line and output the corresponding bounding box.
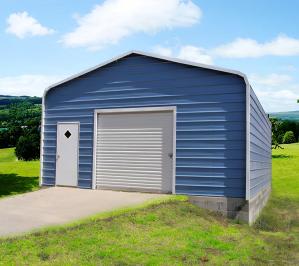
[0,101,41,160]
[270,118,299,148]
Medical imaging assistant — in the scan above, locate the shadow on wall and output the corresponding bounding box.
[0,174,39,198]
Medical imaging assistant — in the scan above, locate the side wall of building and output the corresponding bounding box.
[42,54,247,198]
[249,87,272,222]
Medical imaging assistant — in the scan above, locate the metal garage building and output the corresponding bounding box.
[41,51,271,223]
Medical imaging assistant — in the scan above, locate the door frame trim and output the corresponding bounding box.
[92,106,177,194]
[55,121,80,187]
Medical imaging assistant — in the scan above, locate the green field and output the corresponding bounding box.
[0,148,39,198]
[0,145,298,265]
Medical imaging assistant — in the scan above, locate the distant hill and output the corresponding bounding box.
[0,95,41,107]
[270,111,299,121]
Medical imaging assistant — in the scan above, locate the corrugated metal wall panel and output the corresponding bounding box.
[43,54,246,197]
[249,88,272,199]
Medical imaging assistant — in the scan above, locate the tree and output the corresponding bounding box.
[7,125,23,146]
[15,134,40,161]
[283,131,296,144]
[270,118,283,149]
[279,120,299,142]
[0,130,9,148]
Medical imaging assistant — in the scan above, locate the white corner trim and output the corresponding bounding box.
[94,106,177,114]
[92,109,98,189]
[39,96,45,186]
[172,107,177,194]
[245,82,251,201]
[92,106,177,194]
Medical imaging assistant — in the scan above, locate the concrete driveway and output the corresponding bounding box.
[0,187,164,237]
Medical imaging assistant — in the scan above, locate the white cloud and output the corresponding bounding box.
[152,46,173,57]
[177,45,213,65]
[6,11,55,38]
[62,0,201,50]
[249,73,292,87]
[249,73,299,112]
[0,75,63,96]
[212,35,299,58]
[153,34,299,62]
[254,88,299,112]
[153,45,213,64]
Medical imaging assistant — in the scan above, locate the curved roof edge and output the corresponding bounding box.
[43,50,251,98]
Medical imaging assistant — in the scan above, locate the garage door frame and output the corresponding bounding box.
[92,106,176,194]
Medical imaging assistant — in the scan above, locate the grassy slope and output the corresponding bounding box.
[256,143,299,232]
[0,145,298,265]
[0,148,40,198]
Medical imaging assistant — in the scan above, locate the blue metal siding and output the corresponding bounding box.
[43,54,246,197]
[249,87,272,198]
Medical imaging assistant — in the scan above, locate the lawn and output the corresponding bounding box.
[0,148,40,198]
[0,144,298,265]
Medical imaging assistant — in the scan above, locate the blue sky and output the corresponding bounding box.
[1,0,299,112]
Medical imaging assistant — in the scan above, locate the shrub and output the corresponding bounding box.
[15,134,40,161]
[283,131,296,144]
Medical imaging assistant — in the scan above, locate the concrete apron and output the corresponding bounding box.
[0,187,165,237]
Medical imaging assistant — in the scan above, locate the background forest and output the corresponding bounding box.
[0,95,41,160]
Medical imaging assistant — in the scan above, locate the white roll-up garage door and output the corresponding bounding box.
[95,109,174,193]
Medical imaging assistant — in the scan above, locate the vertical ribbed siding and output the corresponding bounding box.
[249,88,272,198]
[43,54,246,197]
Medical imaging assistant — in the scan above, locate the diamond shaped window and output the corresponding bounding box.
[64,130,71,138]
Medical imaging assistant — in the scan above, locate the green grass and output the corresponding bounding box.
[255,143,299,232]
[0,148,39,198]
[0,144,298,265]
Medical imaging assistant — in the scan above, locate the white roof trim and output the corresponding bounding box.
[43,50,251,97]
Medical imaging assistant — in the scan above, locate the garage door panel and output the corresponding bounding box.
[96,162,162,168]
[97,175,163,181]
[96,172,162,178]
[97,145,162,150]
[99,178,163,184]
[98,136,162,140]
[97,168,162,174]
[98,139,162,143]
[96,110,173,193]
[97,145,163,149]
[99,184,162,192]
[98,131,163,134]
[98,150,161,156]
[97,152,162,158]
[97,157,162,162]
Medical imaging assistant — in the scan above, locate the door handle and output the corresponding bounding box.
[168,153,173,159]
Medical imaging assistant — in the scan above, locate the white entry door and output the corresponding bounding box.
[95,110,174,193]
[56,122,79,186]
